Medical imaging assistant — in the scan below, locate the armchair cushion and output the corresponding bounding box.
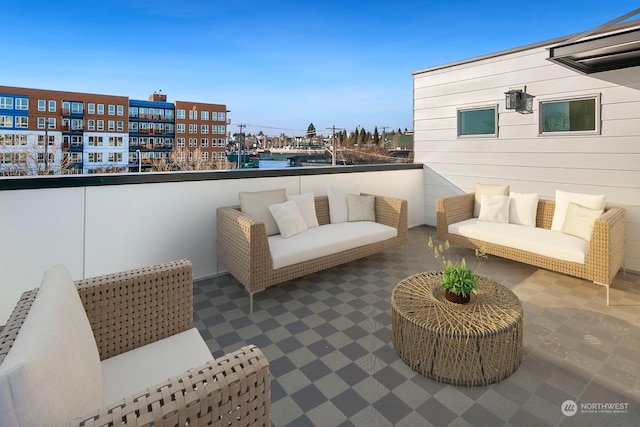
[101,327,213,405]
[0,265,102,427]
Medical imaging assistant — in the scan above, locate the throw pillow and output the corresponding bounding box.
[0,265,102,427]
[327,185,359,224]
[561,202,604,241]
[509,192,539,227]
[286,193,319,228]
[268,200,308,238]
[347,194,376,222]
[474,183,510,217]
[550,190,606,231]
[239,188,286,236]
[478,195,510,223]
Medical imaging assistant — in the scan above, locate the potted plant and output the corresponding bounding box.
[428,237,486,304]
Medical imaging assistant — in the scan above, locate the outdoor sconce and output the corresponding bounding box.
[504,86,534,114]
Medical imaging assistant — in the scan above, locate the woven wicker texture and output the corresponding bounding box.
[392,271,523,387]
[1,260,271,426]
[216,194,408,296]
[436,193,626,287]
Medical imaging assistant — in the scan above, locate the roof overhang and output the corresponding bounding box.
[548,26,640,74]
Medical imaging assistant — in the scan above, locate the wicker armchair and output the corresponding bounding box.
[0,260,271,426]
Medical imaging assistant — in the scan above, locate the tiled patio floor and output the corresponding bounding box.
[195,226,639,427]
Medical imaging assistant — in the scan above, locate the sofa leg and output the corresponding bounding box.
[594,281,610,306]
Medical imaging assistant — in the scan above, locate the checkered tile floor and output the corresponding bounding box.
[195,226,639,427]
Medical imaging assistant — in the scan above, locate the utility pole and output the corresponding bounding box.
[236,123,246,168]
[325,126,345,166]
[380,126,389,150]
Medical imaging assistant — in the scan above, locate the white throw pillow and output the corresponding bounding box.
[551,190,606,231]
[478,195,510,223]
[561,202,603,241]
[0,265,102,427]
[239,188,286,236]
[347,194,376,222]
[327,185,359,224]
[509,192,539,227]
[474,183,510,217]
[286,193,319,228]
[268,200,308,238]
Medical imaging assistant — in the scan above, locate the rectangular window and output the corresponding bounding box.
[189,138,197,147]
[108,105,115,115]
[189,124,197,133]
[71,102,83,114]
[0,116,12,127]
[38,99,46,111]
[97,120,104,130]
[88,153,103,163]
[202,152,209,161]
[457,105,498,137]
[108,120,115,131]
[97,104,104,115]
[88,103,95,114]
[177,109,185,119]
[116,105,124,116]
[49,100,56,112]
[37,117,46,129]
[15,117,28,128]
[177,123,185,133]
[0,97,13,109]
[211,111,217,121]
[109,152,123,162]
[87,120,95,130]
[47,118,56,129]
[189,109,196,120]
[117,121,123,131]
[217,125,225,134]
[201,138,208,147]
[71,118,83,130]
[15,98,28,110]
[540,96,599,134]
[219,112,225,121]
[201,124,208,134]
[201,111,209,120]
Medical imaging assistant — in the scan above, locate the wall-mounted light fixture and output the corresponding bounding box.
[504,86,535,114]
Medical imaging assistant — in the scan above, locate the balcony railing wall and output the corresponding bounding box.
[0,164,424,324]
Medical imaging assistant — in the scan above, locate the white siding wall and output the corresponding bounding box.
[414,46,640,272]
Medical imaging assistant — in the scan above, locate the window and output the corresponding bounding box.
[189,109,196,120]
[457,105,498,137]
[15,134,27,145]
[108,120,115,131]
[97,104,104,115]
[177,109,185,119]
[201,111,209,120]
[71,102,83,114]
[116,105,124,116]
[97,120,104,130]
[88,153,103,163]
[0,97,13,109]
[15,98,28,110]
[201,138,208,147]
[88,136,97,146]
[129,106,138,117]
[201,124,209,134]
[38,99,46,111]
[37,117,46,129]
[71,118,83,130]
[217,125,225,134]
[15,117,28,128]
[48,100,56,112]
[47,118,56,129]
[189,138,197,147]
[540,96,599,134]
[109,152,123,162]
[177,123,185,133]
[108,105,115,115]
[219,112,225,121]
[202,152,209,161]
[117,121,123,131]
[211,111,217,121]
[177,138,185,147]
[88,103,95,114]
[87,120,95,130]
[189,124,196,133]
[0,116,12,127]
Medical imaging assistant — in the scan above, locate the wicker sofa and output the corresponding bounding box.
[437,193,626,305]
[217,194,408,313]
[0,260,270,426]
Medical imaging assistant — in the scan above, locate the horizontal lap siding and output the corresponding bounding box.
[414,45,640,272]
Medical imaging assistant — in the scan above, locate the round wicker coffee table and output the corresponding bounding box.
[391,271,523,386]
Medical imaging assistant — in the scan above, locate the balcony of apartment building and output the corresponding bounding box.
[0,164,637,426]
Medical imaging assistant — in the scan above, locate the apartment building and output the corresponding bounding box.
[0,86,227,174]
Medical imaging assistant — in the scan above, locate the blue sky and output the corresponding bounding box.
[4,1,638,136]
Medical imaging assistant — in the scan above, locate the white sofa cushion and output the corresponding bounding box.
[551,190,605,231]
[328,185,359,223]
[474,183,510,217]
[478,195,510,223]
[239,188,286,236]
[286,192,319,228]
[449,219,588,264]
[509,192,539,227]
[0,265,102,427]
[269,200,308,238]
[347,194,376,222]
[561,202,603,241]
[101,328,212,406]
[268,221,397,270]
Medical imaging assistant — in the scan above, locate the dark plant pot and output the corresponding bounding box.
[444,289,470,304]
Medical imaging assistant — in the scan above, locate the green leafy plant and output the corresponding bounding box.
[428,237,487,297]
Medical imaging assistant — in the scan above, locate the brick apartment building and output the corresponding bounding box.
[0,85,227,175]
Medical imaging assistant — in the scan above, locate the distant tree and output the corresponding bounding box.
[359,127,367,145]
[398,128,402,134]
[373,126,379,145]
[306,123,316,140]
[352,127,359,147]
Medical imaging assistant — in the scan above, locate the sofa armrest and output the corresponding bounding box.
[216,206,273,292]
[71,345,271,427]
[372,194,408,232]
[436,193,474,241]
[75,259,194,360]
[587,207,626,285]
